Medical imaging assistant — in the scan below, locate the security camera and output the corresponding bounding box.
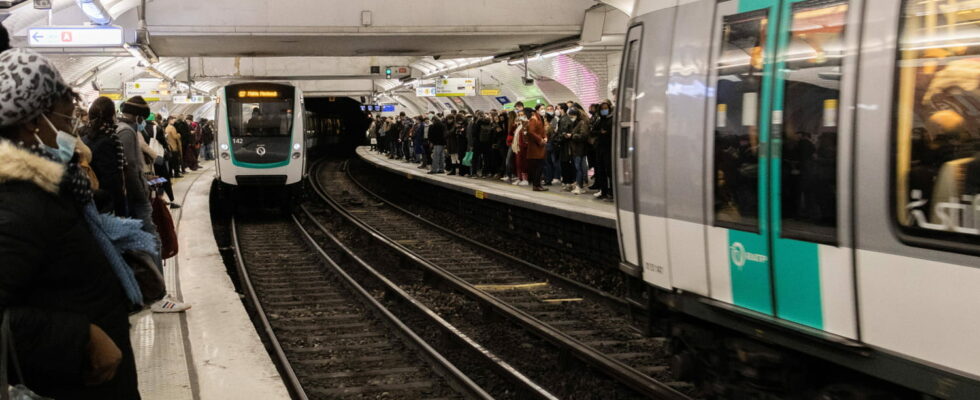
[522,77,535,86]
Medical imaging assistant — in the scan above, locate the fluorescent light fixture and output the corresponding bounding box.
[75,0,111,25]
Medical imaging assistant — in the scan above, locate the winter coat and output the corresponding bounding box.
[83,129,127,216]
[445,122,459,154]
[116,121,150,213]
[0,141,139,399]
[165,125,181,152]
[569,117,591,157]
[428,120,447,146]
[478,119,494,143]
[525,116,547,160]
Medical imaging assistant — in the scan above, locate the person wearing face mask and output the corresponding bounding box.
[525,107,548,191]
[541,105,558,185]
[594,101,615,200]
[566,108,592,194]
[0,48,143,399]
[119,97,191,313]
[82,97,128,216]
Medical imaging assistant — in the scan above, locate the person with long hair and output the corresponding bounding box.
[81,97,128,216]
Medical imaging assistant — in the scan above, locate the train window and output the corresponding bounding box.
[619,38,639,160]
[894,0,980,251]
[713,9,769,232]
[779,0,848,244]
[227,97,295,138]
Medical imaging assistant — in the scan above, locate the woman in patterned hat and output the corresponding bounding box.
[0,48,141,399]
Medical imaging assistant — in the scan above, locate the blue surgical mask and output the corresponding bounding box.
[600,109,610,117]
[138,120,147,132]
[39,114,77,164]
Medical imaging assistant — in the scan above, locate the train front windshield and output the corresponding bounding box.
[225,85,295,164]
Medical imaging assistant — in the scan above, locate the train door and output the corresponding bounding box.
[706,0,859,337]
[615,26,643,277]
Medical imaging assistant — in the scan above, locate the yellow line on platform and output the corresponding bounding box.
[474,282,548,291]
[541,298,584,303]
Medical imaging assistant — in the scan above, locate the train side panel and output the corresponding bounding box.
[854,0,980,379]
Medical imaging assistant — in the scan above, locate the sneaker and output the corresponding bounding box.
[512,179,521,186]
[551,179,561,185]
[594,191,604,198]
[573,185,584,195]
[518,180,529,186]
[151,296,191,313]
[500,176,510,182]
[169,202,182,209]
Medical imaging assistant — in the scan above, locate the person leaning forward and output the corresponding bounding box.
[0,48,140,399]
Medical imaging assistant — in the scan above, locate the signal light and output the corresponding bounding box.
[385,67,392,79]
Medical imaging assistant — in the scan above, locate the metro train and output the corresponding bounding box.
[214,82,308,206]
[615,0,980,398]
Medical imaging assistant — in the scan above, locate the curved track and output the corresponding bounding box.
[232,215,491,399]
[308,159,698,399]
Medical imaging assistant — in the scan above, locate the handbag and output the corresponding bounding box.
[462,151,474,167]
[0,310,53,400]
[151,193,179,260]
[122,250,167,304]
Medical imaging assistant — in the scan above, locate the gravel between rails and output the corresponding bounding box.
[309,160,701,399]
[236,216,465,399]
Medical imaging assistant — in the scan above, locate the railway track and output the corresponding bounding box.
[307,159,698,399]
[232,216,493,399]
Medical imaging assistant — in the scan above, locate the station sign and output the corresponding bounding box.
[28,26,123,47]
[100,92,123,100]
[436,78,476,97]
[495,96,510,105]
[480,89,501,96]
[416,87,436,97]
[173,95,205,104]
[125,79,171,102]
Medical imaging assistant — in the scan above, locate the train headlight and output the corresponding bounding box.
[221,152,230,160]
[220,144,229,151]
[293,143,301,150]
[292,152,301,159]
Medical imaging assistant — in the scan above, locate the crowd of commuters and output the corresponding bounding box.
[367,99,616,200]
[0,27,211,397]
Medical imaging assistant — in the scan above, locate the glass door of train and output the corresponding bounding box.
[706,0,859,338]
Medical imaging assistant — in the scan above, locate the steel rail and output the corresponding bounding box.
[310,160,690,400]
[296,206,558,400]
[344,159,629,309]
[230,217,309,400]
[288,213,495,400]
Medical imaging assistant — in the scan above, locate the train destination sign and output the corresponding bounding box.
[28,26,123,47]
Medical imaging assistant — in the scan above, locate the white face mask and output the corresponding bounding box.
[538,109,547,116]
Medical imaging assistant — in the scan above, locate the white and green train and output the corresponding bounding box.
[214,82,308,203]
[616,0,980,397]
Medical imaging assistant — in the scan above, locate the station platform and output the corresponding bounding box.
[356,146,617,228]
[129,161,290,400]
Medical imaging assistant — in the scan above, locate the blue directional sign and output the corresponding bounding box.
[382,105,396,112]
[495,96,510,105]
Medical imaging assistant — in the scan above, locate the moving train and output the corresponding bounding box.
[214,82,308,205]
[615,0,980,398]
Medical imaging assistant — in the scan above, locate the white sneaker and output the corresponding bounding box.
[518,180,529,186]
[594,190,604,197]
[151,296,191,313]
[551,179,561,185]
[500,176,510,182]
[511,179,521,185]
[562,184,572,192]
[572,185,584,195]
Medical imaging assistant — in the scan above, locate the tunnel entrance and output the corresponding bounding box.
[305,97,370,157]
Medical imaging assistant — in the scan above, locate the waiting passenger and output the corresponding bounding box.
[0,47,140,399]
[82,97,128,215]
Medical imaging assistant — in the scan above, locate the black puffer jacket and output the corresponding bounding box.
[0,141,138,399]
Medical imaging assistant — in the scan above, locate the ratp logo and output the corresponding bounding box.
[730,242,767,270]
[256,145,267,156]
